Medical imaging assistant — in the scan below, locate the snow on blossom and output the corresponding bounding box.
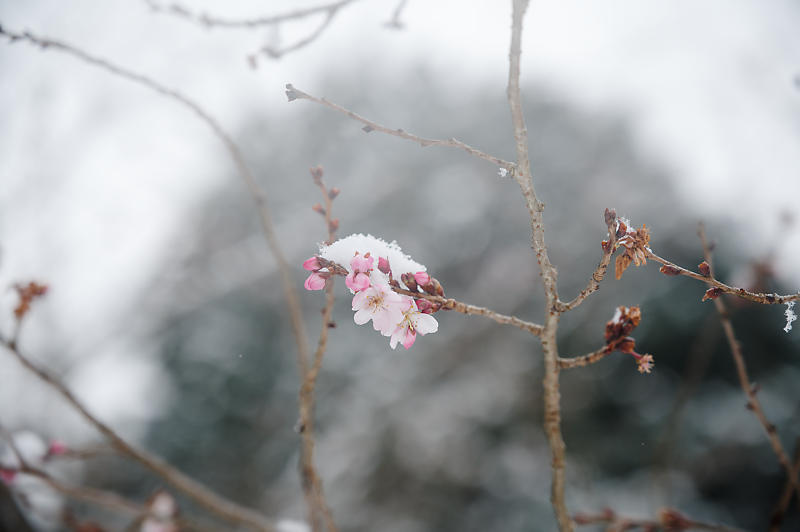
[785,301,797,333]
[390,298,439,350]
[352,281,406,334]
[319,234,426,287]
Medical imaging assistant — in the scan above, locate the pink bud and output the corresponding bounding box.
[47,440,68,457]
[378,257,391,274]
[304,272,327,291]
[413,272,430,286]
[350,253,374,273]
[415,299,434,314]
[302,257,322,271]
[0,468,17,484]
[346,272,371,292]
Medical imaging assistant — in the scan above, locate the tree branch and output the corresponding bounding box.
[285,84,516,171]
[557,346,612,370]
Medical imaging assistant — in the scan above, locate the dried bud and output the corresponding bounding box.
[401,272,418,292]
[377,257,391,274]
[329,218,339,232]
[309,166,324,183]
[604,208,617,227]
[616,220,628,238]
[422,277,444,297]
[701,287,723,301]
[659,264,682,276]
[312,203,325,215]
[13,281,49,320]
[698,261,711,277]
[601,240,611,253]
[328,187,340,200]
[617,337,636,354]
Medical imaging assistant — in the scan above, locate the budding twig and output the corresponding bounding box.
[284,84,516,172]
[697,224,800,504]
[556,346,611,370]
[298,168,339,532]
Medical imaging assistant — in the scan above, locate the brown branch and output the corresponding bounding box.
[770,437,800,531]
[697,225,800,505]
[298,170,339,532]
[143,0,357,29]
[507,0,569,529]
[0,338,275,531]
[648,251,799,305]
[284,84,516,171]
[556,209,618,312]
[262,8,338,59]
[392,287,544,336]
[0,26,311,382]
[557,346,612,370]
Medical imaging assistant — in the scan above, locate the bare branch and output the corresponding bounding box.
[0,25,311,381]
[392,287,544,336]
[649,251,799,305]
[285,84,516,171]
[556,208,618,312]
[557,346,611,370]
[698,225,800,504]
[770,437,800,531]
[384,0,409,29]
[143,0,357,29]
[507,0,569,529]
[299,169,339,532]
[0,339,275,532]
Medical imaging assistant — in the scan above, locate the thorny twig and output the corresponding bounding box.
[298,168,339,532]
[0,26,312,380]
[506,0,570,529]
[0,336,275,531]
[285,84,516,171]
[698,224,800,507]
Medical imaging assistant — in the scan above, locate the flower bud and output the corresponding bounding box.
[302,256,322,271]
[309,165,324,183]
[413,272,430,286]
[312,203,325,215]
[328,187,340,200]
[401,272,418,291]
[378,257,391,274]
[698,261,711,277]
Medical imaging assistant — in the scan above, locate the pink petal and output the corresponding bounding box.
[415,313,439,335]
[304,272,326,291]
[302,257,322,271]
[413,272,431,285]
[350,253,374,273]
[401,329,417,349]
[346,272,371,292]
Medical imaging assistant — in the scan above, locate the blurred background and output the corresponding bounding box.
[1,1,799,530]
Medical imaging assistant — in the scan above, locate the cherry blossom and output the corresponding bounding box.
[390,298,439,350]
[346,252,373,292]
[352,281,405,334]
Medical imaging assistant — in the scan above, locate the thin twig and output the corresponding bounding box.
[262,9,338,59]
[392,287,543,336]
[648,251,799,305]
[143,0,357,29]
[507,0,570,529]
[556,346,611,370]
[0,338,275,532]
[384,0,409,29]
[698,224,800,504]
[770,437,800,531]
[556,209,619,312]
[298,171,339,532]
[0,25,311,380]
[285,84,516,171]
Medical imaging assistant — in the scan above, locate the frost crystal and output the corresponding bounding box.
[784,301,797,333]
[498,168,508,178]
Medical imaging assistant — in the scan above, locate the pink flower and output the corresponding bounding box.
[413,271,431,286]
[346,252,375,292]
[0,468,16,484]
[304,272,327,291]
[352,282,405,334]
[302,256,322,271]
[390,298,439,350]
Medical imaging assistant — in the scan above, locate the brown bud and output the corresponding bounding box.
[617,337,636,354]
[701,287,723,301]
[329,218,339,232]
[312,203,325,215]
[616,220,628,238]
[328,187,340,200]
[309,166,324,183]
[604,208,617,227]
[659,264,682,276]
[422,277,444,297]
[698,261,711,277]
[401,272,418,292]
[362,125,374,133]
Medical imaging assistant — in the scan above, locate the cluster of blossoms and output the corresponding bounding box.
[604,305,654,374]
[303,234,439,350]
